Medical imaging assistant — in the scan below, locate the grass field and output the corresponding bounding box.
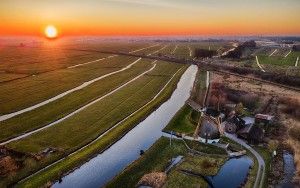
[8,61,182,152]
[257,51,300,66]
[191,70,207,104]
[189,41,227,51]
[0,59,154,142]
[0,47,101,73]
[11,65,188,188]
[0,45,173,115]
[0,73,28,82]
[173,45,190,59]
[0,61,184,187]
[163,105,199,135]
[0,55,140,114]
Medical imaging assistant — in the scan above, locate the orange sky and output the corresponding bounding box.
[1,0,300,36]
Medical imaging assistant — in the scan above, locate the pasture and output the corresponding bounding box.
[257,51,300,66]
[0,38,195,187]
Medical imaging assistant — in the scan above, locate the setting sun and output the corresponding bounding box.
[44,25,58,39]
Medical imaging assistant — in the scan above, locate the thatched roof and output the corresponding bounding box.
[199,116,220,140]
[136,172,167,188]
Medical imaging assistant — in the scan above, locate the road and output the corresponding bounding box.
[0,62,157,145]
[225,133,265,188]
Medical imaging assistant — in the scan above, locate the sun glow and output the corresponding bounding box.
[44,25,58,39]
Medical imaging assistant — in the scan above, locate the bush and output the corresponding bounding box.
[201,158,214,169]
[279,97,300,120]
[194,49,217,58]
[289,126,300,141]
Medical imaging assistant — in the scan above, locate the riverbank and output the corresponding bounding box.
[106,137,227,188]
[13,65,189,188]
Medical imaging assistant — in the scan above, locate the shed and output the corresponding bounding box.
[255,114,274,124]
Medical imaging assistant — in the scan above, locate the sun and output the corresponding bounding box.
[44,25,58,39]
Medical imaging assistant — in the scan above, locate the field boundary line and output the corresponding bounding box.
[255,56,266,72]
[147,45,168,56]
[284,50,291,58]
[171,45,178,54]
[68,55,118,69]
[269,49,277,57]
[69,44,160,68]
[0,62,156,145]
[129,44,159,53]
[188,46,192,57]
[0,58,143,122]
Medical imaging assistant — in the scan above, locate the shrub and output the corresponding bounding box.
[289,126,300,142]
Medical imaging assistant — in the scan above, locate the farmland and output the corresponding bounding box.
[1,37,300,188]
[257,51,300,66]
[0,39,192,187]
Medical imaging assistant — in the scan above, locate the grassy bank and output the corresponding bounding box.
[254,146,272,187]
[163,105,199,135]
[106,137,188,188]
[0,59,153,142]
[107,137,227,188]
[9,64,188,188]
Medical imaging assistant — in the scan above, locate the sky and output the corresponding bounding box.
[1,0,300,36]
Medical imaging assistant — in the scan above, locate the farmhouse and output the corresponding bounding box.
[199,116,221,144]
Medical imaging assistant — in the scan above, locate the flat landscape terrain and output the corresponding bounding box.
[0,37,299,188]
[0,38,192,187]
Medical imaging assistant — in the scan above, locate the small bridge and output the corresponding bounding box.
[186,99,205,112]
[229,150,247,158]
